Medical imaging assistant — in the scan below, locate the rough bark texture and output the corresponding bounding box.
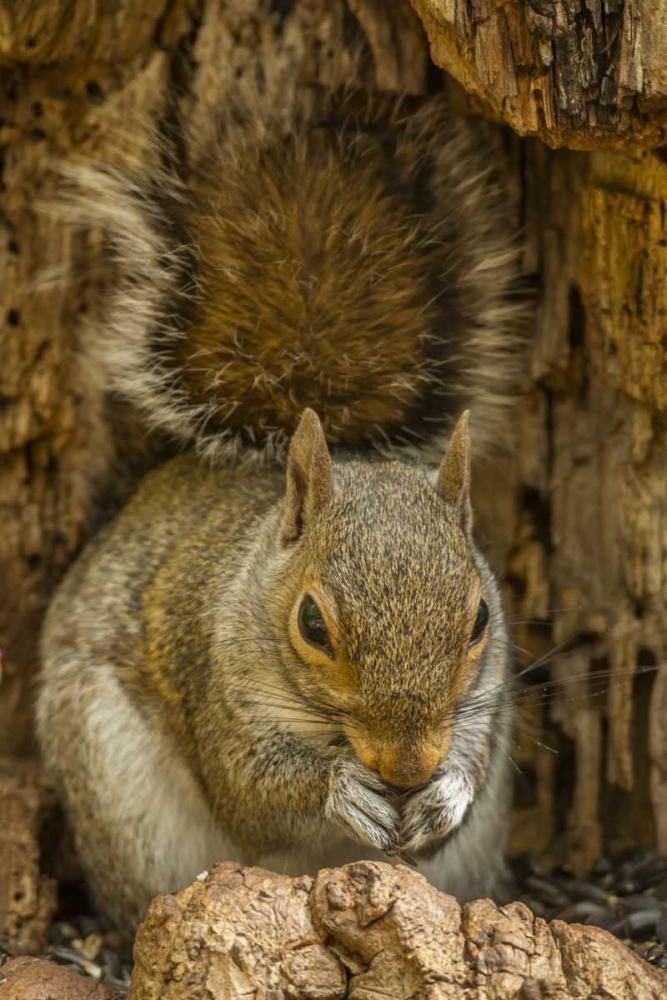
[481,72,667,873]
[409,0,667,149]
[0,956,119,1000]
[0,759,56,955]
[1,0,667,943]
[0,0,181,755]
[127,861,667,999]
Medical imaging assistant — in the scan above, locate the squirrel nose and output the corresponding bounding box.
[346,730,448,789]
[377,751,441,789]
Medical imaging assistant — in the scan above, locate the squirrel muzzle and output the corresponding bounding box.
[347,728,451,789]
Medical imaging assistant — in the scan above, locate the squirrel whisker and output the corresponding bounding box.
[37,82,527,937]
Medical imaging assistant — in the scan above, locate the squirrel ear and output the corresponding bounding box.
[436,410,473,533]
[282,409,334,543]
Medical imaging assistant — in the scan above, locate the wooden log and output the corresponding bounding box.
[0,758,56,954]
[503,132,667,868]
[127,861,667,999]
[0,0,184,756]
[409,0,667,149]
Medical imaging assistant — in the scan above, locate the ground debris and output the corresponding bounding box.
[512,847,667,969]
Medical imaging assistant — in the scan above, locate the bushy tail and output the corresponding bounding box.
[59,89,528,463]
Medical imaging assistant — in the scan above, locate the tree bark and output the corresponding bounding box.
[0,759,56,953]
[409,0,667,149]
[486,136,667,869]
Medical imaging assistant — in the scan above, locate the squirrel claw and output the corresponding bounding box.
[399,766,475,853]
[326,755,400,853]
[387,848,418,868]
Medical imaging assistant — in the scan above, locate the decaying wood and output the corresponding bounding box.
[0,0,182,756]
[502,139,667,868]
[0,759,56,954]
[409,0,667,149]
[128,861,667,999]
[0,956,119,1000]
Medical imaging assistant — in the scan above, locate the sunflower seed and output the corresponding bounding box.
[524,876,570,908]
[610,910,661,939]
[554,901,614,926]
[656,911,667,944]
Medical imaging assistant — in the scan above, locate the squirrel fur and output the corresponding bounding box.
[59,88,522,461]
[37,85,523,938]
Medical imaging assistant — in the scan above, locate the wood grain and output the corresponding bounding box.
[410,0,667,149]
[0,759,56,954]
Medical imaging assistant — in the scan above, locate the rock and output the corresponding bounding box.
[0,956,119,999]
[128,860,667,999]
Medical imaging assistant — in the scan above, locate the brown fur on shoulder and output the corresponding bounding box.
[63,88,526,462]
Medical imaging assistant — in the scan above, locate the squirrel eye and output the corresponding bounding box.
[469,598,489,647]
[298,595,333,656]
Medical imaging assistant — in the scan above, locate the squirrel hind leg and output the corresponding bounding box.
[37,652,239,932]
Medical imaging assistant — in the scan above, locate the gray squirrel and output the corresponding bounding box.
[37,86,524,937]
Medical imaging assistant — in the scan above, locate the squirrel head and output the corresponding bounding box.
[273,408,493,789]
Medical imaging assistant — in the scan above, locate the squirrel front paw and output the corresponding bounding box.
[398,766,474,853]
[325,754,399,853]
